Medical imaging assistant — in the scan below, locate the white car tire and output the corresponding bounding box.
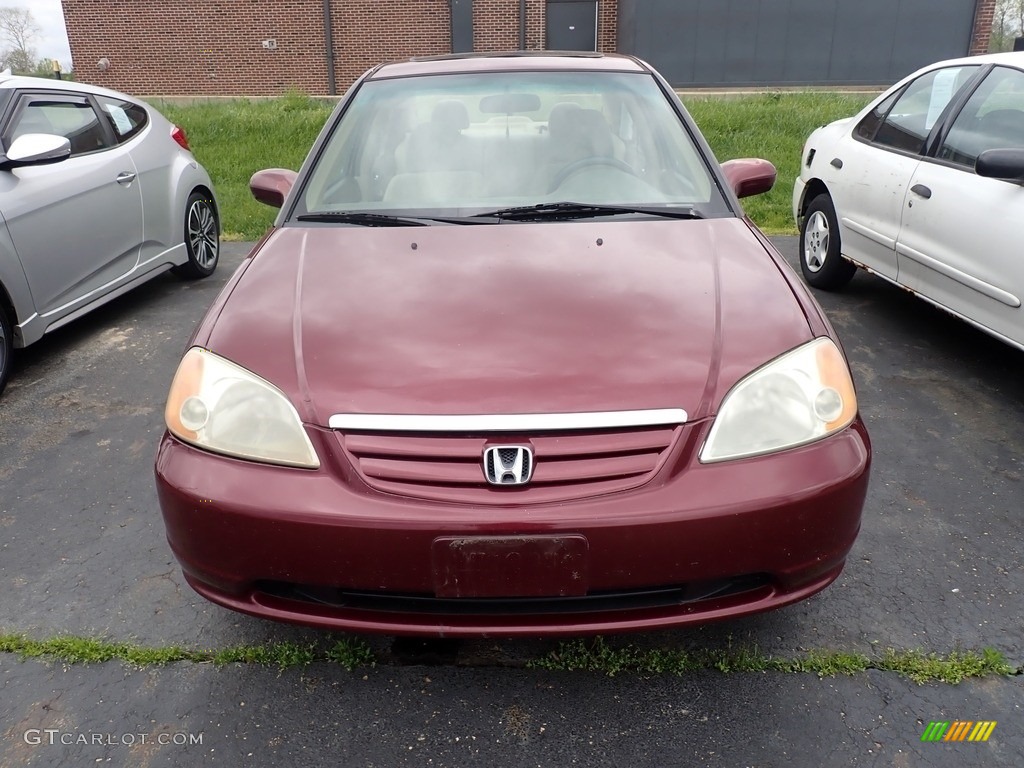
[800,193,856,290]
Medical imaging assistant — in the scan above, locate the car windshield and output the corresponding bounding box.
[295,70,729,220]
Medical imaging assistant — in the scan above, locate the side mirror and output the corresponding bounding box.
[720,158,777,199]
[976,148,1024,184]
[250,168,297,208]
[0,133,71,170]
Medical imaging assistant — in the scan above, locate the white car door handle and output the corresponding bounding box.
[116,171,137,185]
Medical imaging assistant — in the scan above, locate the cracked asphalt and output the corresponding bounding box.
[1,237,1021,766]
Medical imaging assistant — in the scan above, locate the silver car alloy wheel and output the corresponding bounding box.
[187,198,219,270]
[803,210,830,273]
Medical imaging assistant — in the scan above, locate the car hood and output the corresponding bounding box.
[205,219,813,427]
[814,116,856,143]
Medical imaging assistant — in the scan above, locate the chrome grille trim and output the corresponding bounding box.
[328,408,687,432]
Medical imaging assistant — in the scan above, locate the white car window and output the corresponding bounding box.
[869,66,979,155]
[938,66,1024,168]
[854,91,899,141]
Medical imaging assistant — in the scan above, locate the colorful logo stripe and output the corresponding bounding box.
[921,721,996,742]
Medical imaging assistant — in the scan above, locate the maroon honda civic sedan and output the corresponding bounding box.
[155,52,870,637]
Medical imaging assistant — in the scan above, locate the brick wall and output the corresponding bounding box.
[472,0,526,52]
[597,0,617,53]
[61,0,451,96]
[333,1,451,87]
[970,0,996,54]
[62,0,330,96]
[525,0,546,50]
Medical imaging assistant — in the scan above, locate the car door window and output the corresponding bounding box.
[854,91,900,141]
[866,66,979,155]
[938,66,1024,168]
[98,96,149,143]
[5,94,112,156]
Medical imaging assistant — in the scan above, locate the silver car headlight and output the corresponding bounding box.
[700,337,857,463]
[165,347,319,468]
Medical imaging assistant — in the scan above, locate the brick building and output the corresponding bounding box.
[61,0,617,96]
[61,0,996,97]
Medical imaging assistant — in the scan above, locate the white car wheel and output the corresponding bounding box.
[800,194,856,290]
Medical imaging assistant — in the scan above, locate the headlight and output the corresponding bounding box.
[700,337,857,463]
[164,347,320,468]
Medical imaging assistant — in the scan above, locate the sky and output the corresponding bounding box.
[3,0,72,68]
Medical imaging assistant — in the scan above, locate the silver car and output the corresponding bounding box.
[0,76,220,395]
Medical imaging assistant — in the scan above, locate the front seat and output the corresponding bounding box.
[544,105,617,189]
[397,99,473,172]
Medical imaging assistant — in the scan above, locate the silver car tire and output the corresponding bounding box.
[174,192,220,280]
[0,306,12,396]
[800,193,856,291]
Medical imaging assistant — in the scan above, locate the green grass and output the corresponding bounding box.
[157,93,335,240]
[0,632,374,671]
[529,637,1016,685]
[683,92,874,232]
[159,92,872,241]
[1,631,1016,684]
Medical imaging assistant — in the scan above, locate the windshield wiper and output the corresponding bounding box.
[296,211,429,227]
[296,211,501,226]
[472,202,703,222]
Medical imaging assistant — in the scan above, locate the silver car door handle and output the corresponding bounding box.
[116,171,137,184]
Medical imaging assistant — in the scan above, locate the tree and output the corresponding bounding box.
[0,6,39,74]
[991,0,1024,51]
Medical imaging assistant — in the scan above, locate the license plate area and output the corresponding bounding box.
[432,535,589,598]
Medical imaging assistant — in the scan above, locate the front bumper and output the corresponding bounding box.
[155,419,870,637]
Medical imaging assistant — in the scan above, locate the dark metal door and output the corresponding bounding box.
[450,0,473,54]
[547,1,598,51]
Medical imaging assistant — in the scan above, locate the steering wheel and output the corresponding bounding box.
[550,156,638,191]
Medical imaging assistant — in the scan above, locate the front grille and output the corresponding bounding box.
[257,574,771,616]
[336,425,682,503]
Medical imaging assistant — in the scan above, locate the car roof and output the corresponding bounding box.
[0,75,145,104]
[367,51,650,80]
[918,51,1024,70]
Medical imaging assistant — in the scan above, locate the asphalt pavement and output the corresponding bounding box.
[1,237,1021,767]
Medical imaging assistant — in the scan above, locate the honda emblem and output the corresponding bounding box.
[483,446,533,486]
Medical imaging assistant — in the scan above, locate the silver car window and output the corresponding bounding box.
[98,96,149,143]
[6,94,112,157]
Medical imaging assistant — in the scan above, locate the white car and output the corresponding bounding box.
[793,52,1024,351]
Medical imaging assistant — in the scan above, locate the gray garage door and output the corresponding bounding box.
[617,0,979,87]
